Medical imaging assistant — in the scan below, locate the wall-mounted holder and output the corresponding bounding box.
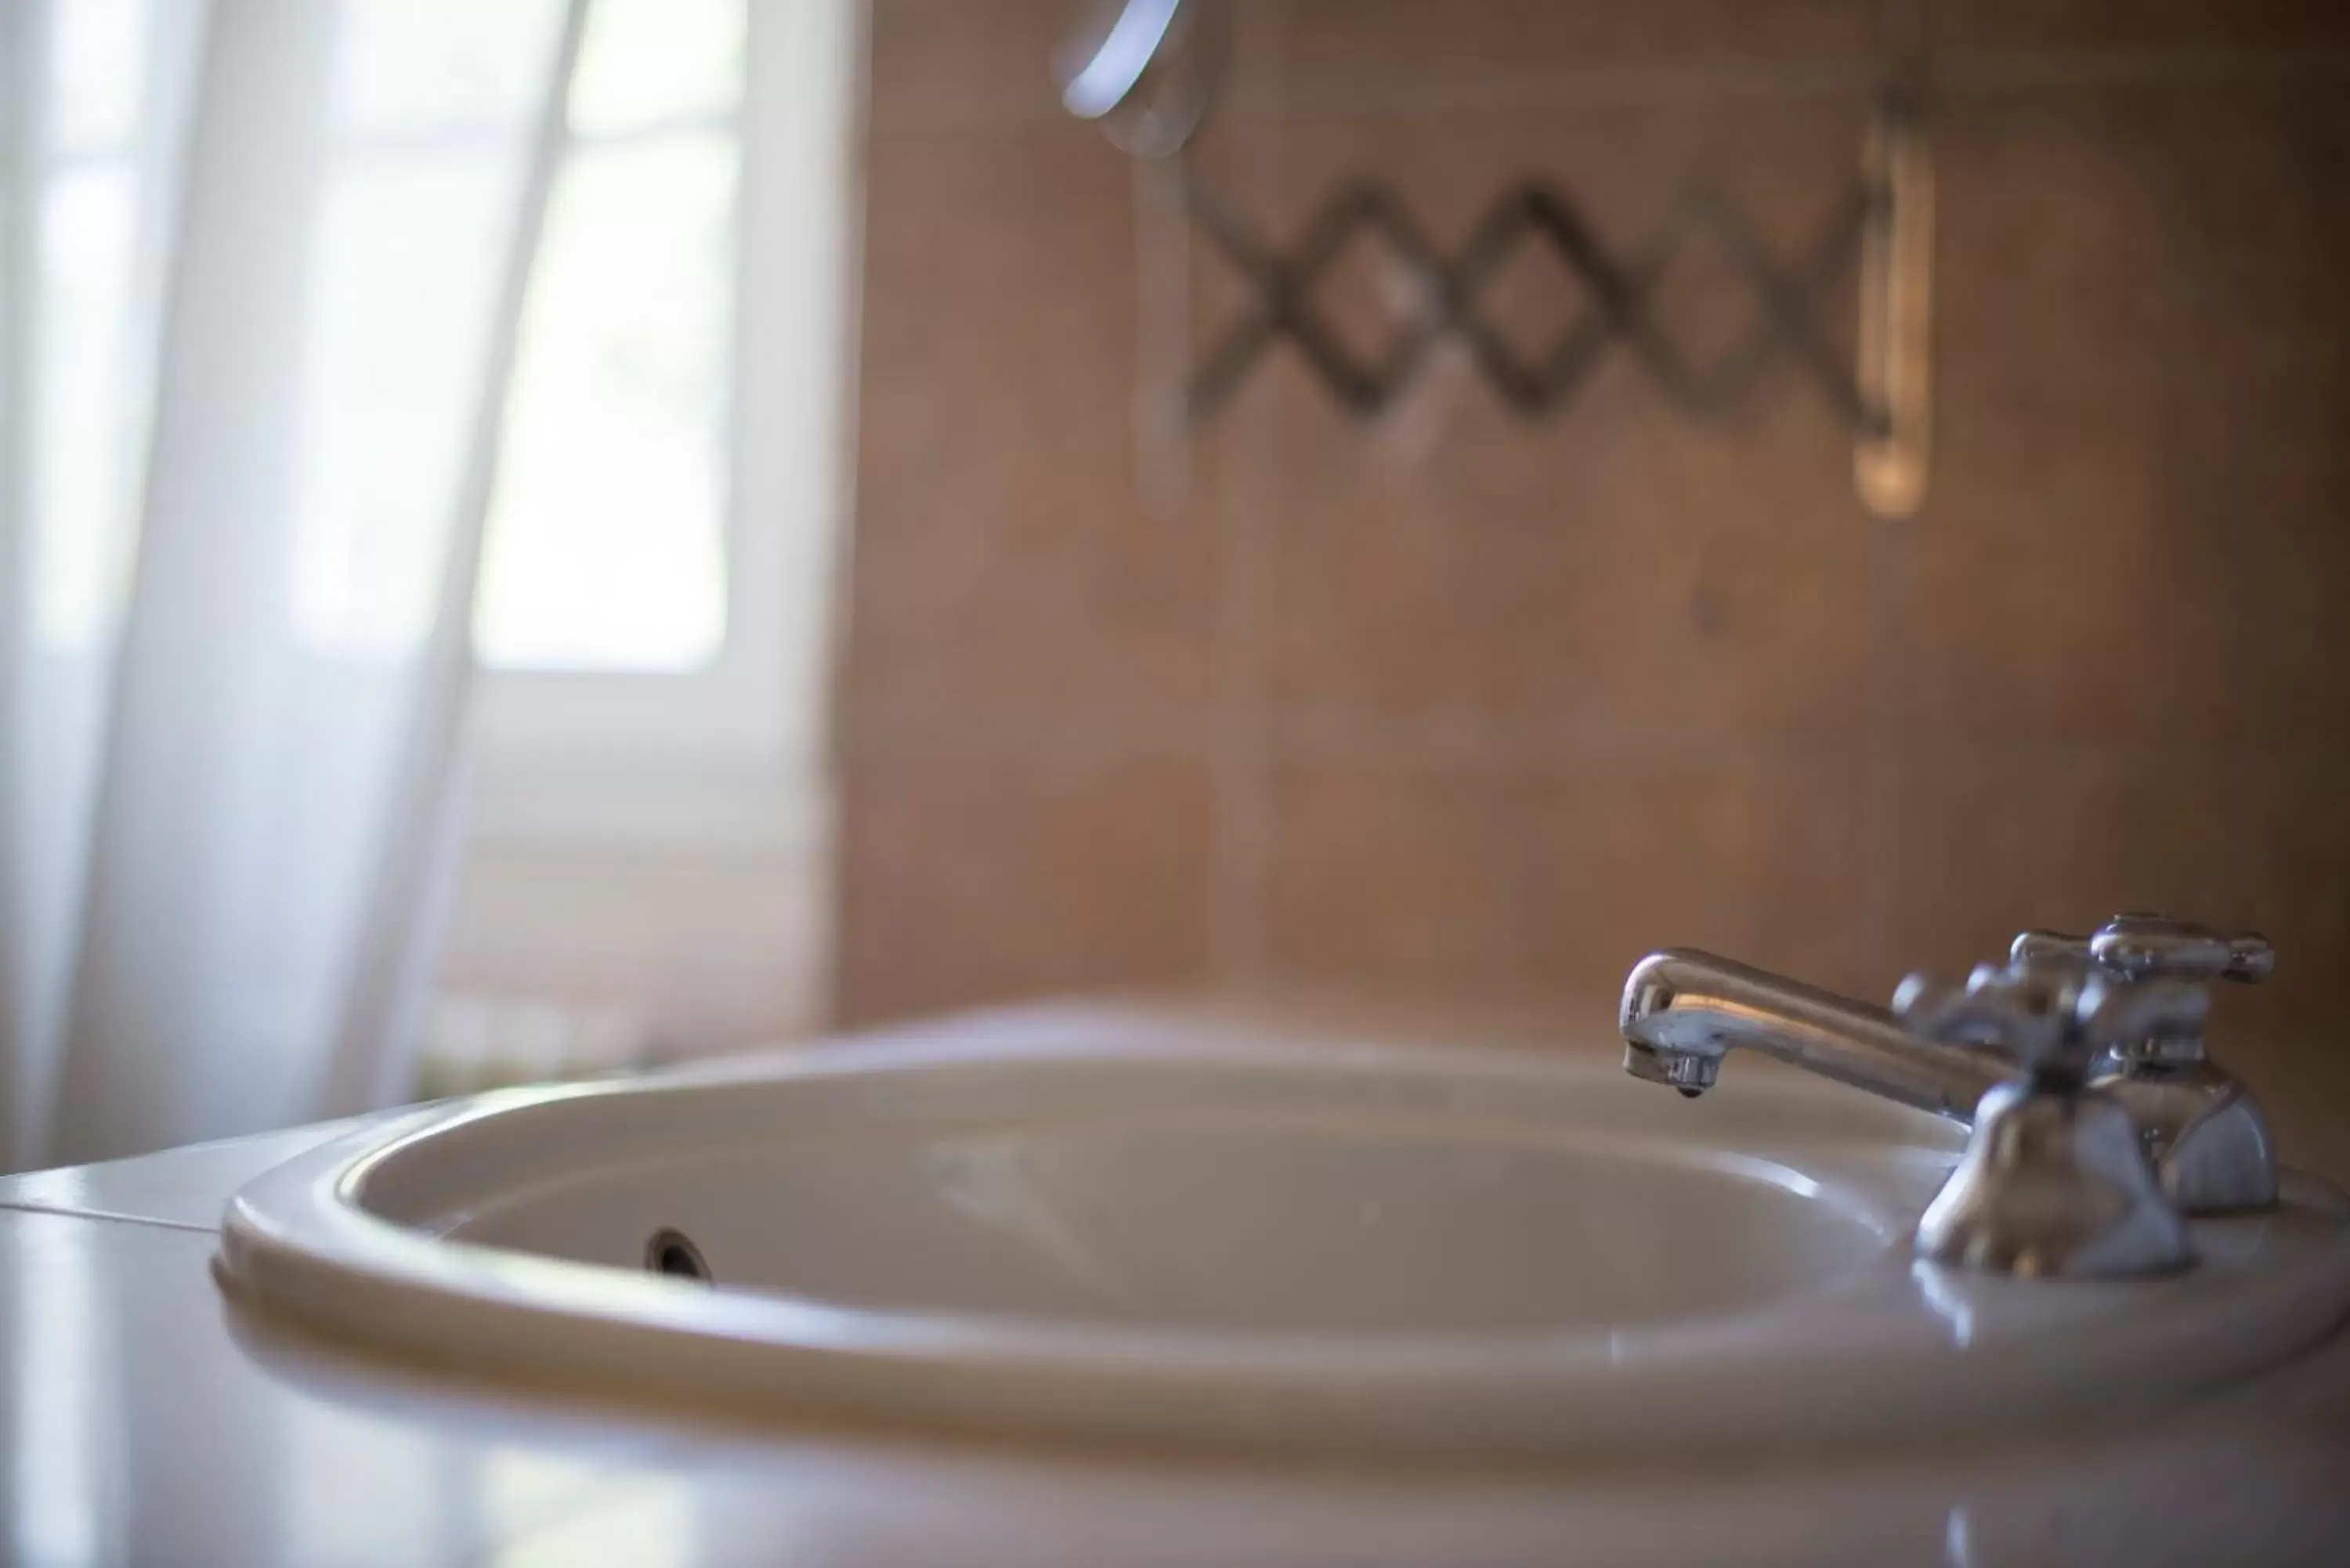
[1185,173,1867,426]
[1062,3,1932,520]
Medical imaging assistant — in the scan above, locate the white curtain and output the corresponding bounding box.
[1,0,586,1170]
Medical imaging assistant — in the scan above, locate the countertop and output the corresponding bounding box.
[4,1001,2348,1567]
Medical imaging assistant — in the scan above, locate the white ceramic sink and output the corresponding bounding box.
[218,1025,2350,1459]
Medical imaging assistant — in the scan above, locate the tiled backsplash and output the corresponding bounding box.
[838,1,2350,1169]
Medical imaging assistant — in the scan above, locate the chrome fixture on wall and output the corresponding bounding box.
[1056,1,1934,521]
[1055,0,1230,158]
[1620,912,2278,1281]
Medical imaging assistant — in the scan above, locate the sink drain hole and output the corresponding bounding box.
[645,1227,712,1284]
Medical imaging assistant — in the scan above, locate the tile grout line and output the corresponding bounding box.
[864,46,2350,139]
[1201,0,1290,992]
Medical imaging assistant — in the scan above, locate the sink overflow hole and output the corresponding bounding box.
[645,1228,712,1284]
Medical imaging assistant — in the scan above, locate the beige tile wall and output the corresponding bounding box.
[839,0,2350,1172]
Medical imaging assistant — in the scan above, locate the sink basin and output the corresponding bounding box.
[219,1023,2350,1458]
[435,1107,1885,1335]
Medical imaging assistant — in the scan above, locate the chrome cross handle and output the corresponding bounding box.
[1893,959,2073,1071]
[2095,913,2272,982]
[2015,912,2272,992]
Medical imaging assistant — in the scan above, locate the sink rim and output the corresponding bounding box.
[217,1032,2350,1460]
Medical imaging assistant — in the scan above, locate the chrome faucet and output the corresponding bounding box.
[1617,931,2265,1279]
[1621,915,2280,1216]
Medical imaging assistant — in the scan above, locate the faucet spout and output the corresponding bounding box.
[1619,948,2004,1122]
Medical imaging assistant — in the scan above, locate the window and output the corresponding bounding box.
[466,0,859,846]
[18,0,853,840]
[281,0,748,677]
[438,0,859,1060]
[6,0,855,1064]
[475,0,743,674]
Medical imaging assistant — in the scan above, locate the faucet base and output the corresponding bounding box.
[2095,1060,2279,1216]
[1914,1082,2194,1280]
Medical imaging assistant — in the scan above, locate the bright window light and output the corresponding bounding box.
[473,0,744,673]
[27,0,781,686]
